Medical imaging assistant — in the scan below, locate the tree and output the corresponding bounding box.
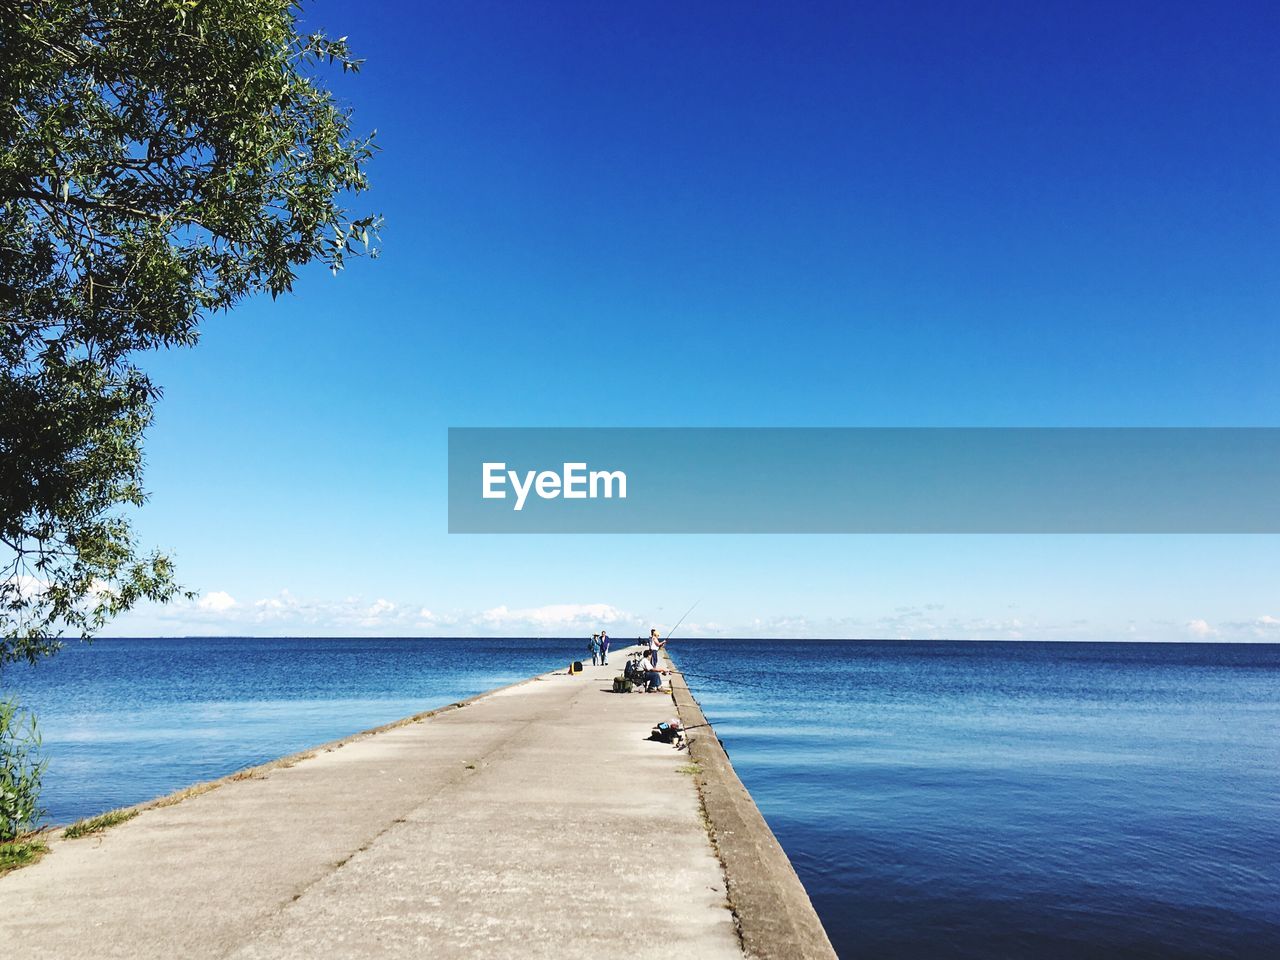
[0,0,379,668]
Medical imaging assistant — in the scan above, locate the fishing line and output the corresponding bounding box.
[662,598,700,643]
[678,667,774,691]
[651,600,777,690]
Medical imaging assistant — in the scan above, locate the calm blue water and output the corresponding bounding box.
[5,638,1279,958]
[4,637,571,824]
[677,640,1280,960]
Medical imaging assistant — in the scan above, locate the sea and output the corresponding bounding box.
[5,637,1279,959]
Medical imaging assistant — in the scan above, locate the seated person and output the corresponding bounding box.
[624,655,646,682]
[645,663,669,692]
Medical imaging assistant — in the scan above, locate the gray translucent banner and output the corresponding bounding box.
[447,428,1280,533]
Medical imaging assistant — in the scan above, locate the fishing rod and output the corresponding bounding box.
[661,599,700,644]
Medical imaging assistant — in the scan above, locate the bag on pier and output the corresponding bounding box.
[613,675,634,693]
[650,720,682,743]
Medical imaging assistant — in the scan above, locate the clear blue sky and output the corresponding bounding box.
[115,0,1279,640]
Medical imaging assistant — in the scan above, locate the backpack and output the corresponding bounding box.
[650,721,681,743]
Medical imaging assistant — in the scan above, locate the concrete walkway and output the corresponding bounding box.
[2,648,743,960]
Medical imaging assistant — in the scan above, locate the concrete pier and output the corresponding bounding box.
[2,648,835,959]
[669,665,838,960]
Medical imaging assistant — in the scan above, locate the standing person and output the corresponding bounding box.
[647,628,665,667]
[599,630,610,665]
[588,633,600,666]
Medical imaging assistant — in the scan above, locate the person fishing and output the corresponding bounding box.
[647,628,665,667]
[644,657,670,693]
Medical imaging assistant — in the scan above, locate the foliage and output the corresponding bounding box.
[0,0,379,664]
[0,838,48,875]
[0,697,46,840]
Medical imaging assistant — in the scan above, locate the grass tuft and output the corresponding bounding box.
[63,808,138,839]
[0,839,48,875]
[677,763,701,775]
[152,781,220,808]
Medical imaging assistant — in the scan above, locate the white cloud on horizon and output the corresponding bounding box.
[479,603,630,633]
[1219,614,1280,639]
[98,590,1280,643]
[196,590,237,613]
[114,591,635,638]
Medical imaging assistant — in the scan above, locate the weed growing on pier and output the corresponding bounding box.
[64,808,138,839]
[153,780,222,808]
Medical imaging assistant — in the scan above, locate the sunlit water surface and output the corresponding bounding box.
[6,637,1278,958]
[676,639,1280,959]
[7,637,569,823]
